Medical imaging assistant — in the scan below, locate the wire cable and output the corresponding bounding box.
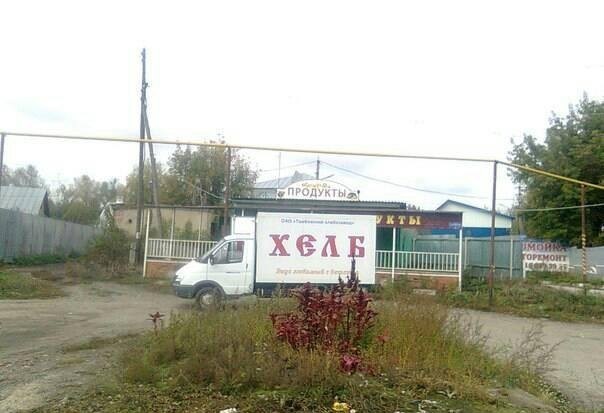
[516,202,604,212]
[321,161,515,201]
[258,160,315,173]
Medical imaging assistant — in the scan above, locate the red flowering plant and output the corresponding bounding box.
[270,258,377,373]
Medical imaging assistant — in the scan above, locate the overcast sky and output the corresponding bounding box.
[2,1,604,210]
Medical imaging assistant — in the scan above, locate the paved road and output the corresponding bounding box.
[458,309,604,411]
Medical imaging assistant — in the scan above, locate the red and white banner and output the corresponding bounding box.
[255,212,376,284]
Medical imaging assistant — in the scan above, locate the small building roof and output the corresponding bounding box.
[0,186,50,216]
[254,171,314,189]
[232,198,412,214]
[436,199,514,220]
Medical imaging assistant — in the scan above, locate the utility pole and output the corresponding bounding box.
[488,161,498,306]
[135,48,164,264]
[222,147,232,237]
[143,112,163,237]
[315,157,320,180]
[581,185,587,294]
[135,50,146,265]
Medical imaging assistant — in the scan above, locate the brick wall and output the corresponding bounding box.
[146,261,186,279]
[376,271,458,291]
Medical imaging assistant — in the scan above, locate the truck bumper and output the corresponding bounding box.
[172,282,195,299]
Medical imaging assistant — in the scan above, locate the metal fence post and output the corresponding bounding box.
[488,161,498,306]
[0,133,5,202]
[169,207,176,259]
[458,228,463,292]
[509,236,514,280]
[391,226,396,282]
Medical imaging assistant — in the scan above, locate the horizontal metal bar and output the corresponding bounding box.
[500,161,604,191]
[4,131,603,190]
[1,130,494,163]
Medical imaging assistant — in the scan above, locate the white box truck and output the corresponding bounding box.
[172,212,376,308]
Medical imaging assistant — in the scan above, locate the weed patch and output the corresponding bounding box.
[12,253,74,266]
[42,291,567,412]
[444,279,604,323]
[62,334,138,353]
[528,271,604,288]
[0,272,65,299]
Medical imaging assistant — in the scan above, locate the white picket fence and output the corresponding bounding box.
[376,250,459,273]
[146,238,217,260]
[146,238,458,274]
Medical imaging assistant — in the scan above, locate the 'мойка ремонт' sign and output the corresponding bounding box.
[522,241,569,273]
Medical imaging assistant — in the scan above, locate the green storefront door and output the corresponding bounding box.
[376,227,415,251]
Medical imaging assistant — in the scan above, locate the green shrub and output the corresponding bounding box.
[87,219,130,275]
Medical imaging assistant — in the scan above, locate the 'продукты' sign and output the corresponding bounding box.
[522,240,569,273]
[276,180,359,201]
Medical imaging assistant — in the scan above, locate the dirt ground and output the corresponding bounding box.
[0,281,188,413]
[1,278,603,412]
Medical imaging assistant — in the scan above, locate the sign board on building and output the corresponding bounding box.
[522,240,569,273]
[255,212,376,284]
[276,180,359,201]
[375,212,463,230]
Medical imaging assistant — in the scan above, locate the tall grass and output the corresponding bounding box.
[445,278,604,322]
[119,294,551,410]
[0,272,65,299]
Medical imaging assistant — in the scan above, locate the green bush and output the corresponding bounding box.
[87,219,130,275]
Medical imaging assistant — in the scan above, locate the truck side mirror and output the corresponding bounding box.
[209,255,215,265]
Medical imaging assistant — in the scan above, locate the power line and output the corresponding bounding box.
[321,160,515,201]
[258,161,315,173]
[516,202,604,213]
[181,179,223,201]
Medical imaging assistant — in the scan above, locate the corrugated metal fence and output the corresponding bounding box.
[415,236,524,279]
[0,208,101,261]
[415,237,604,278]
[568,246,604,275]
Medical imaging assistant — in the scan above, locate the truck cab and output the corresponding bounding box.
[172,234,255,308]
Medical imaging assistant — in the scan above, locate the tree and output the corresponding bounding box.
[508,95,604,246]
[123,160,166,205]
[122,143,257,206]
[2,164,45,187]
[52,175,122,225]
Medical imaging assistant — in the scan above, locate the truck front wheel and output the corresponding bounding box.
[195,286,224,311]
